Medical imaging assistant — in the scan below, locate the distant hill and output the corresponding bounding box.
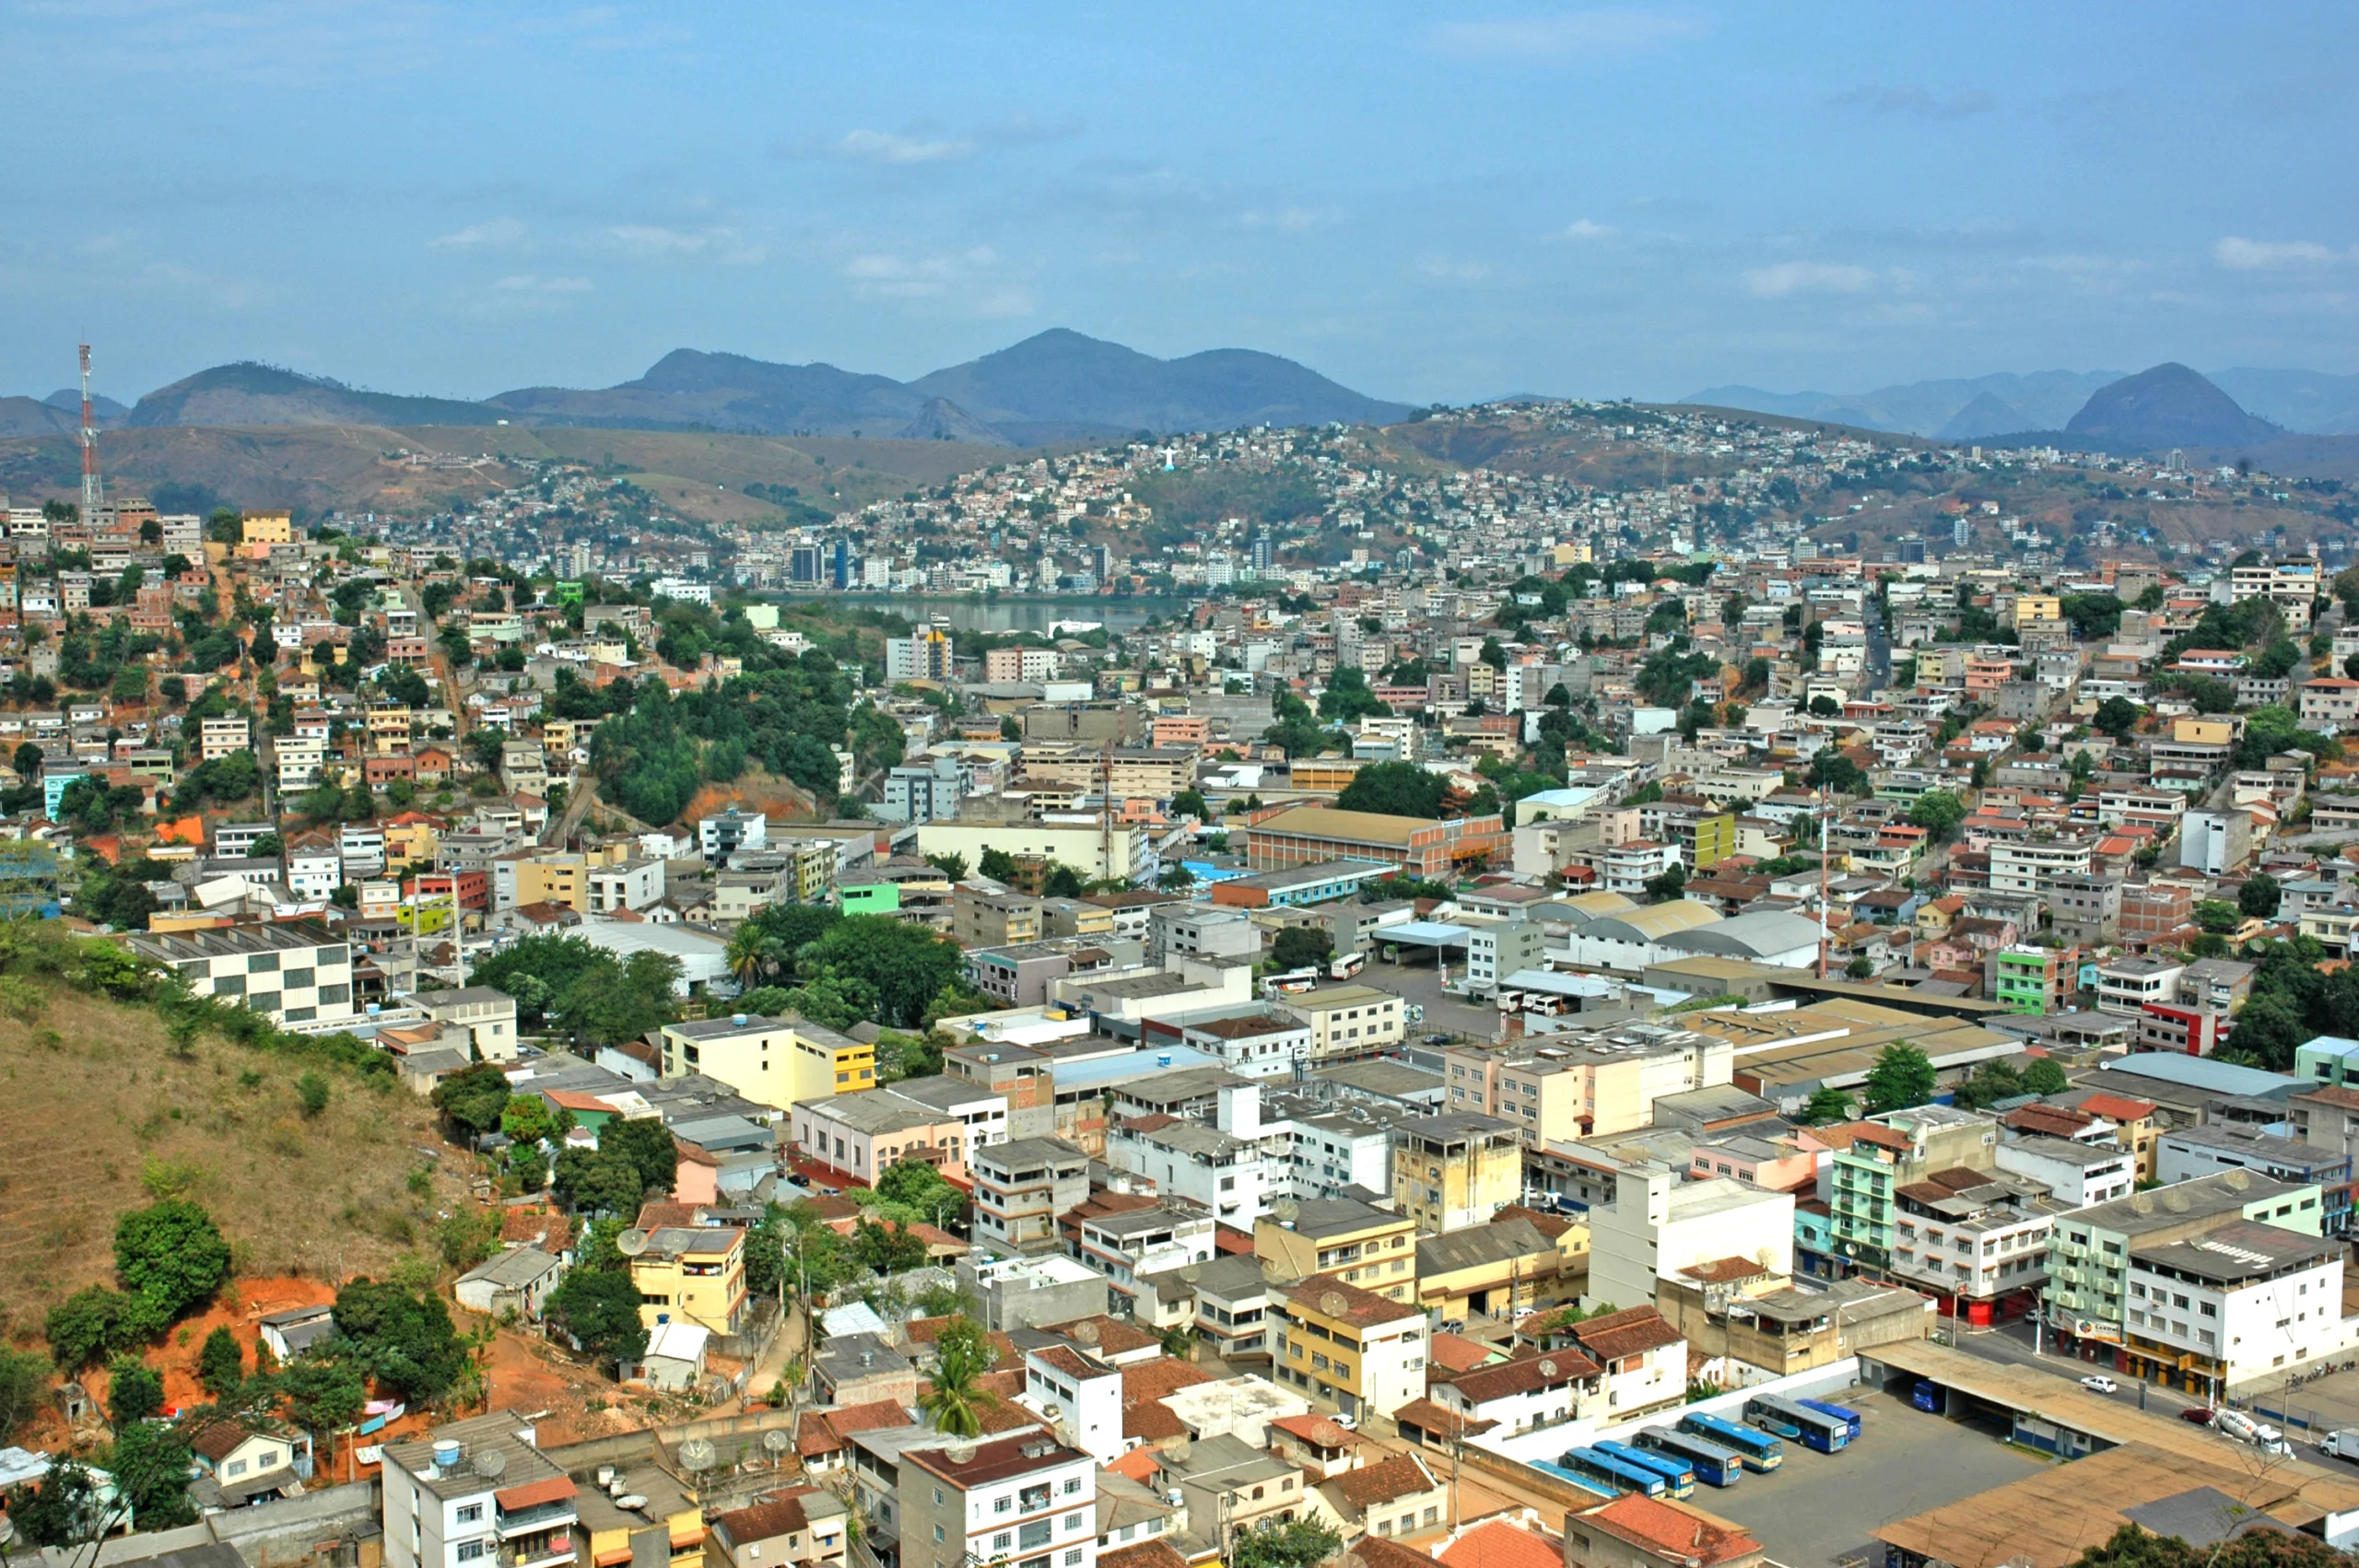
[2210,368,2359,436]
[1685,369,2123,438]
[0,396,78,439]
[125,362,497,429]
[1935,391,2032,441]
[908,328,1413,438]
[41,390,129,423]
[2064,362,2282,451]
[486,347,976,439]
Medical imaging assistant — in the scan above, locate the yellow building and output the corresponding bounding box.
[1414,1211,1588,1321]
[628,1225,748,1334]
[1391,1113,1524,1234]
[658,1013,873,1112]
[1254,1198,1418,1305]
[381,814,441,864]
[1268,1275,1430,1422]
[241,511,294,545]
[2174,716,2235,745]
[2013,593,2062,630]
[1288,758,1362,793]
[516,852,588,911]
[572,1463,704,1568]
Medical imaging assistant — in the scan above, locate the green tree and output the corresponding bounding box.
[1271,926,1334,972]
[2067,1522,2344,1568]
[431,1062,513,1139]
[851,1216,930,1273]
[1316,666,1390,722]
[329,1278,467,1402]
[197,1327,246,1400]
[923,850,969,880]
[106,1355,164,1425]
[1862,1043,1937,1115]
[1334,760,1448,818]
[295,1071,331,1118]
[107,1420,196,1530]
[1170,788,1209,820]
[808,916,965,1028]
[602,1116,680,1199]
[2022,1059,2070,1096]
[2194,899,2244,935]
[2093,696,2142,742]
[1805,750,1865,792]
[544,1270,649,1370]
[2240,872,2283,919]
[551,1148,644,1218]
[114,1199,231,1320]
[272,1354,366,1441]
[1801,1087,1851,1125]
[0,1345,49,1440]
[12,1457,110,1548]
[1643,862,1687,903]
[1845,955,1875,979]
[874,1160,967,1228]
[916,1316,997,1436]
[1231,1516,1344,1568]
[1907,789,1967,839]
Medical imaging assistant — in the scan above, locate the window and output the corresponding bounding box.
[1062,1478,1083,1496]
[994,1535,1011,1552]
[457,1547,485,1564]
[457,1506,483,1525]
[1064,1515,1085,1532]
[1020,1523,1052,1550]
[996,1497,1013,1515]
[226,1460,247,1477]
[1065,1556,1083,1568]
[935,1528,946,1545]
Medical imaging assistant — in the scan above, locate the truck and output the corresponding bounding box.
[2319,1429,2359,1462]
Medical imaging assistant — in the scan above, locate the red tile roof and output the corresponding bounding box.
[794,1398,909,1457]
[495,1476,580,1511]
[1268,1413,1366,1449]
[1098,1543,1189,1568]
[1426,1333,1496,1375]
[1332,1455,1438,1509]
[1344,1540,1438,1568]
[1434,1520,1562,1568]
[1580,1494,1760,1565]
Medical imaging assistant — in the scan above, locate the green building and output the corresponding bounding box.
[2294,1036,2359,1087]
[837,883,901,916]
[1989,945,2074,1015]
[1829,1105,2000,1271]
[2043,1169,2319,1346]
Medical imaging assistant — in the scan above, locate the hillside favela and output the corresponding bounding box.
[6,9,2359,1568]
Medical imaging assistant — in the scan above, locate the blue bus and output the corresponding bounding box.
[1636,1426,1744,1489]
[1911,1379,1942,1414]
[1680,1411,1783,1471]
[1747,1394,1850,1453]
[1558,1447,1670,1499]
[1594,1440,1694,1499]
[1529,1459,1614,1499]
[1798,1398,1863,1441]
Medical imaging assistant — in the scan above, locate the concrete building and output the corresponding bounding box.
[658,1013,874,1113]
[1827,1106,2001,1272]
[971,1136,1092,1258]
[1146,903,1262,965]
[1278,985,1405,1064]
[2043,1169,2320,1351]
[896,1433,1095,1568]
[1253,1197,1420,1305]
[1390,1113,1522,1234]
[957,1252,1111,1332]
[2179,808,2254,876]
[2126,1221,2344,1392]
[381,1412,577,1568]
[1588,1166,1795,1317]
[1268,1276,1430,1422]
[1235,804,1508,879]
[128,920,357,1030]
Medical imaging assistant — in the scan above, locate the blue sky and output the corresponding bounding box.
[4,2,2354,406]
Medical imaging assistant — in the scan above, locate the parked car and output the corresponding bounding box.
[2080,1375,2119,1394]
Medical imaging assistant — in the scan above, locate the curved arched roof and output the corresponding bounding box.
[1581,900,1724,943]
[1554,891,1642,927]
[1660,909,1827,959]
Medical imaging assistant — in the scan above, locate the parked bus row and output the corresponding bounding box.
[1539,1394,1864,1503]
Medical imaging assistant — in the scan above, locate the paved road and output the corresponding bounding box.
[1945,1317,2214,1418]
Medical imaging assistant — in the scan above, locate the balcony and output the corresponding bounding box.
[498,1505,580,1539]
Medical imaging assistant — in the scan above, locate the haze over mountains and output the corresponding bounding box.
[11,329,1412,448]
[1689,366,2359,440]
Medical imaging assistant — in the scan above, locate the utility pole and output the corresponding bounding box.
[1817,786,1831,979]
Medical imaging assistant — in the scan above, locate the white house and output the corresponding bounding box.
[1587,1168,1794,1315]
[2126,1220,2344,1390]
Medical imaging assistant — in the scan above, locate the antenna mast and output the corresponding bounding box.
[78,344,103,521]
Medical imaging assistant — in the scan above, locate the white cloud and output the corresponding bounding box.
[430,218,526,251]
[834,128,973,164]
[2214,236,2345,270]
[1741,261,1878,298]
[1428,11,1700,62]
[1562,218,1617,240]
[1234,206,1339,233]
[607,225,766,264]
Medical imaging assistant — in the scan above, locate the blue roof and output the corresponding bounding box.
[2297,1036,2359,1060]
[2098,1052,2298,1098]
[1051,1044,1222,1090]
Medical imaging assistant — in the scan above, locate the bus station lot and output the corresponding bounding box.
[1689,1391,2048,1567]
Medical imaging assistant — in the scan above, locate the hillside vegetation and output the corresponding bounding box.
[0,929,467,1336]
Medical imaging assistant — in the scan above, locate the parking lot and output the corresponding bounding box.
[1687,1391,2048,1566]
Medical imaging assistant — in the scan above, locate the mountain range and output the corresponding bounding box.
[25,329,1412,448]
[1688,366,2359,440]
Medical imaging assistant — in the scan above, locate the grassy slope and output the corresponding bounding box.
[0,985,469,1335]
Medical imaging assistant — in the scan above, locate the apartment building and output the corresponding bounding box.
[2043,1170,2318,1350]
[628,1225,747,1335]
[1278,984,1404,1065]
[2096,954,2184,1017]
[381,1413,577,1568]
[1441,1029,1735,1144]
[129,920,356,1029]
[1886,1167,2057,1327]
[971,1136,1092,1258]
[1253,1197,1418,1305]
[2126,1223,2344,1391]
[1988,837,2095,897]
[199,715,251,760]
[896,1434,1096,1568]
[657,1012,873,1112]
[1827,1106,2001,1272]
[956,887,1045,949]
[1268,1276,1430,1422]
[1390,1113,1522,1234]
[1588,1165,1794,1316]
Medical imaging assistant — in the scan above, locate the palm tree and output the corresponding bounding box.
[916,1316,995,1437]
[725,926,771,989]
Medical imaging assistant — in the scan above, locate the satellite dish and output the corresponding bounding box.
[616,1229,651,1257]
[1272,1199,1300,1223]
[679,1438,718,1472]
[1539,1359,1558,1378]
[1072,1321,1099,1345]
[1320,1292,1347,1316]
[762,1429,793,1456]
[945,1442,978,1464]
[473,1449,508,1479]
